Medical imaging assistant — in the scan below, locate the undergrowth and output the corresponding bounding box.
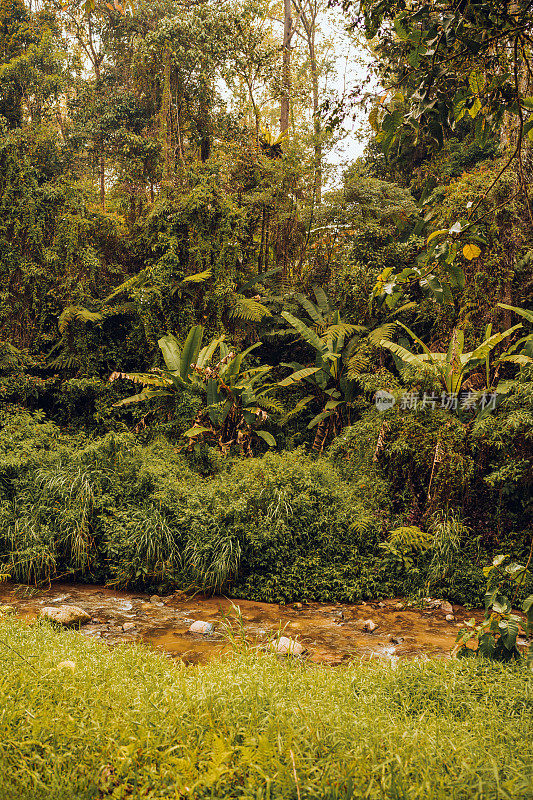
[1,408,532,604]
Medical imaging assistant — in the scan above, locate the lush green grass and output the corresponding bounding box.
[0,619,531,800]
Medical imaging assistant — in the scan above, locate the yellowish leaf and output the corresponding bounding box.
[463,244,481,260]
[427,229,448,245]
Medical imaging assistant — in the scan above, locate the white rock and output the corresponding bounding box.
[122,622,136,631]
[440,601,453,614]
[363,619,377,633]
[188,620,214,635]
[445,614,455,622]
[270,636,304,656]
[40,605,91,626]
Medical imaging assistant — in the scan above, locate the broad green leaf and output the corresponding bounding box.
[478,633,496,659]
[427,229,448,244]
[313,286,332,315]
[179,325,204,380]
[307,409,333,429]
[324,399,343,410]
[256,430,276,447]
[469,325,522,362]
[497,303,533,324]
[468,98,482,118]
[221,342,261,384]
[180,269,212,284]
[468,70,486,94]
[501,618,519,651]
[282,312,327,355]
[277,367,321,387]
[294,294,325,326]
[113,389,170,407]
[183,426,211,437]
[236,266,281,294]
[197,335,225,369]
[158,334,182,372]
[396,323,435,358]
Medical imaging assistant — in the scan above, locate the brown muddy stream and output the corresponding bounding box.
[0,582,497,665]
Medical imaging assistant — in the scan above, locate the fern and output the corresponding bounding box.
[368,323,397,348]
[254,397,285,415]
[322,322,360,343]
[0,342,35,373]
[58,306,103,333]
[230,297,272,322]
[387,526,433,552]
[347,353,371,378]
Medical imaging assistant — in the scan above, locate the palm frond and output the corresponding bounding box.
[101,269,149,305]
[386,526,433,552]
[252,397,285,414]
[280,395,314,425]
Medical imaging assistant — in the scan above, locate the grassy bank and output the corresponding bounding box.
[0,619,531,799]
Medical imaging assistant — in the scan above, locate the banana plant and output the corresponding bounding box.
[279,292,362,451]
[111,325,292,454]
[379,320,532,406]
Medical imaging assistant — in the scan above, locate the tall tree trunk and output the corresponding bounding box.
[161,48,173,183]
[198,72,211,162]
[280,0,292,134]
[308,33,321,203]
[99,151,105,211]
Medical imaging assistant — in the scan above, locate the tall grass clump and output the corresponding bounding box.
[0,618,531,799]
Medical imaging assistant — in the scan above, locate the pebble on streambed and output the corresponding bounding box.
[269,636,305,656]
[40,604,91,626]
[188,620,215,635]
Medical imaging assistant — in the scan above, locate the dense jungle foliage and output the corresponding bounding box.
[1,0,532,607]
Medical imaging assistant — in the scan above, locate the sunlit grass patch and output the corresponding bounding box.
[0,618,531,799]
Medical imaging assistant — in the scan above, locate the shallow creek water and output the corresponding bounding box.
[0,582,492,665]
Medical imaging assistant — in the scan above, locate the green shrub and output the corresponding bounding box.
[0,405,530,605]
